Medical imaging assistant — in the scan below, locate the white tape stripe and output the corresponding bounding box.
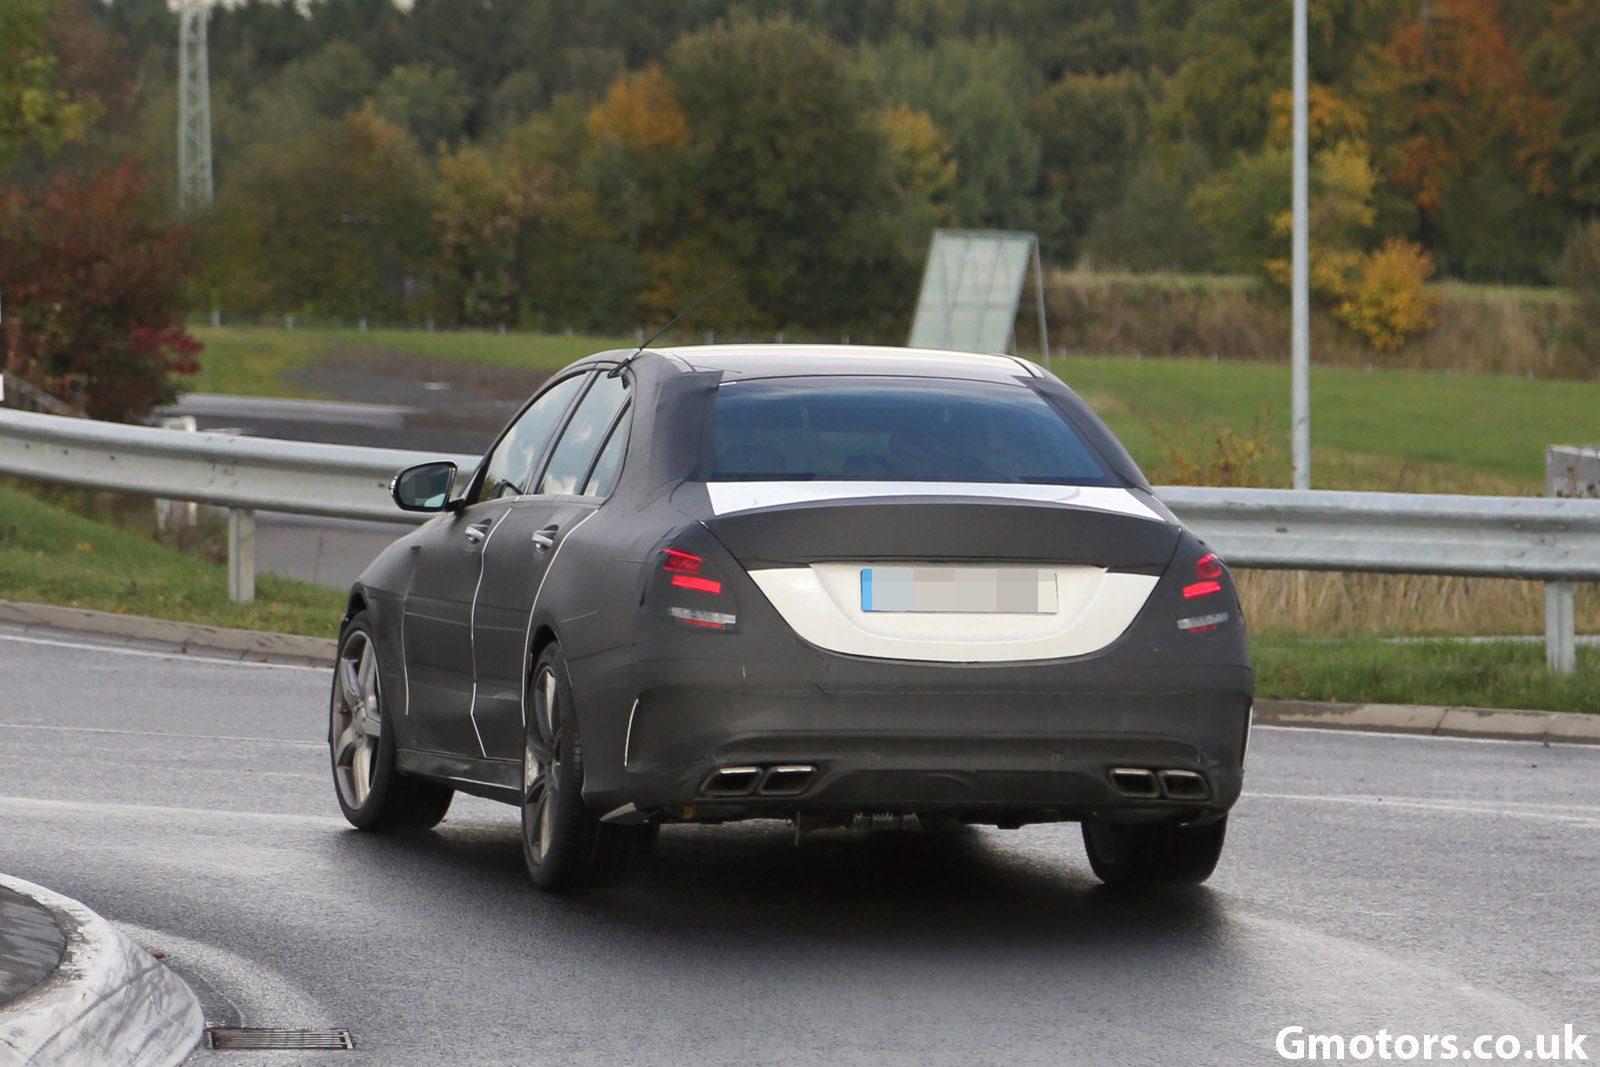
[704,481,1162,521]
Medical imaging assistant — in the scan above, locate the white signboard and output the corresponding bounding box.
[908,230,1042,355]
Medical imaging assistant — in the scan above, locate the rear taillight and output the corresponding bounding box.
[1178,552,1229,632]
[655,545,737,631]
[1182,553,1226,599]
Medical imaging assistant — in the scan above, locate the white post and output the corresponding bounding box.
[1291,0,1311,490]
[1032,238,1050,368]
[1545,582,1576,674]
[228,507,256,603]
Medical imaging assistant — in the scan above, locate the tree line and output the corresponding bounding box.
[3,0,1600,419]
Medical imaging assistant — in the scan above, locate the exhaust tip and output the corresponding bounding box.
[758,764,817,796]
[701,766,762,796]
[1157,769,1210,800]
[1109,767,1161,798]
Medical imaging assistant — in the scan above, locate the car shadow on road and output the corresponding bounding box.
[328,816,1231,954]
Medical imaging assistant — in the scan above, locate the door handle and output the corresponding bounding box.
[464,520,493,544]
[531,525,559,551]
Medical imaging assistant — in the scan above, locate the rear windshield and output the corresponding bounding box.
[710,376,1115,485]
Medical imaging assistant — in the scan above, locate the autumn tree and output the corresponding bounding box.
[1521,0,1600,211]
[0,0,95,166]
[866,35,1044,232]
[663,17,916,334]
[1367,0,1562,278]
[0,161,200,421]
[1029,70,1149,261]
[205,108,434,321]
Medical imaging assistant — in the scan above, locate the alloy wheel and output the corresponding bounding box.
[330,630,383,810]
[523,664,563,864]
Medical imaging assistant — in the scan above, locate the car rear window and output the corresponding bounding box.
[710,376,1115,485]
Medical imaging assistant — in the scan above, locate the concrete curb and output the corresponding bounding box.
[3,598,1597,744]
[1254,699,1600,745]
[0,599,336,666]
[0,875,203,1067]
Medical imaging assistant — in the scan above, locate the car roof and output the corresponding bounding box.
[632,344,1043,384]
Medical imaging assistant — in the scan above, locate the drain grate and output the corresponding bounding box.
[208,1028,354,1050]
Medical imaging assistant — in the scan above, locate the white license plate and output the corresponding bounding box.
[860,567,1058,614]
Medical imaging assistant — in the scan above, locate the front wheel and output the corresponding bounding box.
[522,644,656,892]
[329,612,453,830]
[1081,816,1227,886]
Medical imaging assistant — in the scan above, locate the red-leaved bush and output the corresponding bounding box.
[0,159,202,421]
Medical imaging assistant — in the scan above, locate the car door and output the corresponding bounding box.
[470,368,632,760]
[401,370,591,754]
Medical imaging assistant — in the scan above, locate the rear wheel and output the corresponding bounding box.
[1081,816,1227,886]
[329,612,453,830]
[521,644,656,892]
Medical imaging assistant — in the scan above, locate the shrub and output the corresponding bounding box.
[1334,238,1441,350]
[0,159,200,421]
[1147,412,1276,487]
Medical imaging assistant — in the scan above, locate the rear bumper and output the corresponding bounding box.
[605,683,1250,826]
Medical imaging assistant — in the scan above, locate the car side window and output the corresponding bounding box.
[472,373,589,505]
[537,372,629,495]
[580,408,630,498]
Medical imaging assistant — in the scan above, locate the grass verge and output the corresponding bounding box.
[1253,632,1600,715]
[188,327,1597,491]
[184,326,633,396]
[0,482,344,637]
[2,482,1594,712]
[1061,354,1600,488]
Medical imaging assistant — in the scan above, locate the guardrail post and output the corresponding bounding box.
[1545,445,1597,675]
[1545,582,1576,674]
[228,507,256,603]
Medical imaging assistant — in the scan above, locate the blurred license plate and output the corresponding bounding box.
[860,567,1057,614]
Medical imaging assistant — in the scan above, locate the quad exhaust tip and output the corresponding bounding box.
[1109,767,1210,801]
[758,764,817,796]
[701,764,818,798]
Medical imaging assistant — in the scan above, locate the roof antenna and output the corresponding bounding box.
[609,274,739,377]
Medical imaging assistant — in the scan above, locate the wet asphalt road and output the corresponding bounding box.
[3,628,1598,1066]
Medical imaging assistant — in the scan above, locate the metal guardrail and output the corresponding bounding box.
[0,407,1594,671]
[1157,486,1600,581]
[0,407,476,523]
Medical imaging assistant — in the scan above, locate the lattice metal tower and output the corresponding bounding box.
[177,1,213,215]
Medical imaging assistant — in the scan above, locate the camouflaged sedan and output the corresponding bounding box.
[328,345,1252,891]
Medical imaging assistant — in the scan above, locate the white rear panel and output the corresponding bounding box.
[748,563,1157,663]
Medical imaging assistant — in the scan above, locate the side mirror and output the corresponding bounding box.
[391,461,459,513]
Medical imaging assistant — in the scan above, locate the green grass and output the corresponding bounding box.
[1253,632,1600,715]
[1057,355,1600,488]
[1052,268,1262,292]
[0,482,345,637]
[1051,269,1577,307]
[1429,279,1578,306]
[188,325,1597,491]
[186,326,633,397]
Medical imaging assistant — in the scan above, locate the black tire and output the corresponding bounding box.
[329,611,454,831]
[522,643,657,892]
[1081,815,1227,886]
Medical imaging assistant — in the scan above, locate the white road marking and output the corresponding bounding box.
[1244,791,1600,827]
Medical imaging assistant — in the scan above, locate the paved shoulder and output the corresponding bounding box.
[0,874,202,1067]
